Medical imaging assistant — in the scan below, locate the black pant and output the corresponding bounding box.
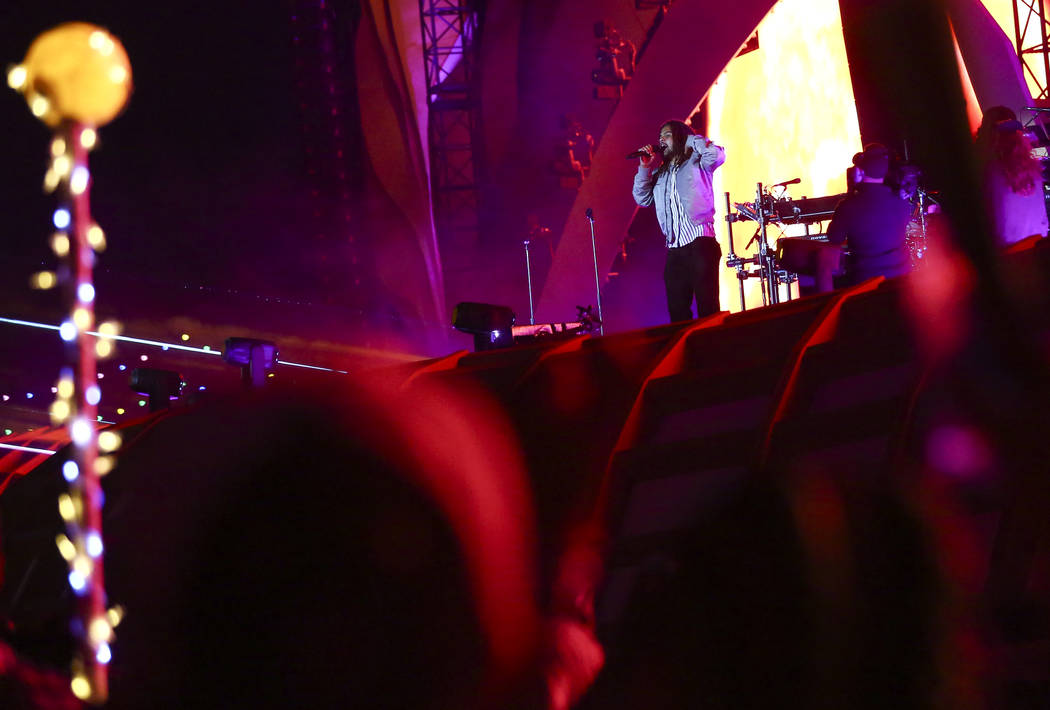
[664,236,721,322]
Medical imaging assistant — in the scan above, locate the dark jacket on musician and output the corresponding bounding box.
[632,135,726,247]
[826,183,912,283]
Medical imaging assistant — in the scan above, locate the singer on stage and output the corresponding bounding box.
[632,120,726,322]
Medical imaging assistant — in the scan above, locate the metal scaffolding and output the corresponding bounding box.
[419,0,484,241]
[1013,0,1050,102]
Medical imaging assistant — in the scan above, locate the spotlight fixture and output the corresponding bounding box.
[222,337,278,387]
[451,302,516,352]
[591,22,635,98]
[129,368,185,412]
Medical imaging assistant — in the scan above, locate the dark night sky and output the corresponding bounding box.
[0,2,319,316]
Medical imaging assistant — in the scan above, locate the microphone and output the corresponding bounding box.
[626,145,660,160]
[770,177,801,187]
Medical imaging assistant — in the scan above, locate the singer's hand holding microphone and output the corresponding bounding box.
[627,144,659,166]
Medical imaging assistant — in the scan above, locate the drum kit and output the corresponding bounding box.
[723,167,936,311]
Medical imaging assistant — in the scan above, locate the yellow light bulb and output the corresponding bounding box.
[72,555,92,578]
[50,399,71,423]
[71,676,91,700]
[58,494,76,521]
[50,138,66,156]
[80,128,97,149]
[43,168,60,193]
[51,232,70,256]
[58,378,74,398]
[95,339,113,358]
[31,271,57,289]
[106,605,125,628]
[7,65,27,90]
[20,23,133,127]
[88,616,112,644]
[86,225,106,250]
[71,167,89,194]
[52,154,71,177]
[97,430,121,452]
[94,456,114,475]
[97,320,120,336]
[73,307,92,330]
[30,95,50,117]
[56,534,77,561]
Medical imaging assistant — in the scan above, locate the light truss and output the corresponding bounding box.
[420,0,484,237]
[1013,0,1050,102]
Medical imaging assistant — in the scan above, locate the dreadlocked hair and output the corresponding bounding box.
[654,120,695,177]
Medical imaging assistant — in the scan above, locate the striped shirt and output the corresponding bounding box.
[664,161,712,248]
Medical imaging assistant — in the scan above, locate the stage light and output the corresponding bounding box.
[80,128,97,149]
[51,137,66,156]
[85,385,100,405]
[452,302,516,351]
[129,367,184,411]
[95,643,111,665]
[223,337,279,387]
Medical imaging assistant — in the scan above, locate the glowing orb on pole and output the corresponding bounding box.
[10,22,132,127]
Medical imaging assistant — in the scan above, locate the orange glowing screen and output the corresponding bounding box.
[707,0,862,310]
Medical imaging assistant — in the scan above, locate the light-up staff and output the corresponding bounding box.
[8,22,132,705]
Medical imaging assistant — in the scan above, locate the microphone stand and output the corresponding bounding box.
[586,207,604,335]
[523,239,535,325]
[724,192,748,311]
